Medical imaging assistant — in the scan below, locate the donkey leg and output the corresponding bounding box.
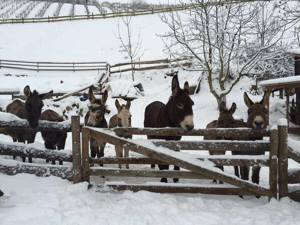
[124,147,129,169]
[27,132,36,163]
[97,143,105,167]
[252,166,261,184]
[115,145,123,169]
[173,165,180,183]
[252,166,261,198]
[158,164,169,183]
[240,166,249,181]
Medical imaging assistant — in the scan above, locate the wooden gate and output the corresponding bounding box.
[77,125,288,199]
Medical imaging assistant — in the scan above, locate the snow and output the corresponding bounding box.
[278,118,288,126]
[1,174,300,225]
[0,4,300,224]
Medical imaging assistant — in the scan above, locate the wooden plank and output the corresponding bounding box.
[288,146,300,164]
[53,84,95,102]
[91,167,204,179]
[112,127,270,139]
[88,128,271,196]
[81,128,90,182]
[152,140,269,153]
[106,183,266,195]
[0,113,72,132]
[278,122,288,199]
[269,129,278,199]
[0,142,72,162]
[91,156,269,166]
[288,169,300,184]
[72,116,82,184]
[0,162,72,180]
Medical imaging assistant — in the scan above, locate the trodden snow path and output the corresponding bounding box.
[1,174,300,225]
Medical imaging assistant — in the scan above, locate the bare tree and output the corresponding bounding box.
[161,0,285,106]
[117,16,144,81]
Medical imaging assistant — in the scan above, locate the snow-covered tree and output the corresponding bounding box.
[161,0,286,106]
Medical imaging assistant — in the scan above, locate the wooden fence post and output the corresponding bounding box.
[269,128,278,199]
[278,120,288,199]
[81,127,90,182]
[72,116,82,183]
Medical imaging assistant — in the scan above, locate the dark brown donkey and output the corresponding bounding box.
[84,88,110,161]
[41,109,67,165]
[144,75,194,183]
[205,102,245,183]
[6,85,53,162]
[233,92,268,185]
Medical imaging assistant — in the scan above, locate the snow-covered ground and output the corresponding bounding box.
[0,8,300,225]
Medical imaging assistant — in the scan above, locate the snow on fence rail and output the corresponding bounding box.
[109,58,192,74]
[0,114,291,199]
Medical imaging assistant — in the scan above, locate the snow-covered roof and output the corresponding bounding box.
[259,76,300,89]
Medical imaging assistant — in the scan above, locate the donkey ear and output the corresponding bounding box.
[39,90,53,100]
[126,100,131,109]
[23,85,32,98]
[171,75,180,96]
[102,90,108,104]
[115,99,121,111]
[219,101,226,112]
[244,92,254,108]
[88,87,96,103]
[260,92,269,108]
[229,102,237,114]
[184,81,190,95]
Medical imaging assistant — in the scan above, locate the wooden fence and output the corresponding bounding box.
[0,1,256,25]
[109,58,192,74]
[0,59,108,72]
[0,114,291,199]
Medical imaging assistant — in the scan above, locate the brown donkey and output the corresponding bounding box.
[144,75,194,183]
[205,102,246,183]
[233,92,268,185]
[109,99,132,169]
[84,88,110,161]
[41,109,67,165]
[6,85,53,162]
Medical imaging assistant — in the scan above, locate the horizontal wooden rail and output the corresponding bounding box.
[0,60,108,72]
[0,142,72,162]
[112,127,270,138]
[90,155,270,166]
[105,183,269,195]
[0,161,72,180]
[152,140,269,153]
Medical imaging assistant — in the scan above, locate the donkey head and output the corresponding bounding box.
[87,88,110,126]
[167,75,194,131]
[217,102,237,127]
[244,92,268,129]
[115,99,131,128]
[24,85,53,128]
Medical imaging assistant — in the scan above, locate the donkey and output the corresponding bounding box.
[205,102,246,183]
[84,88,110,161]
[109,99,132,169]
[233,92,268,185]
[144,75,194,183]
[41,109,67,165]
[6,85,53,162]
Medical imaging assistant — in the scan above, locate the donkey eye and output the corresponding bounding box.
[176,103,184,109]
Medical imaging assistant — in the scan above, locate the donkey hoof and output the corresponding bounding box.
[255,195,261,199]
[218,180,224,184]
[160,178,168,183]
[239,195,244,199]
[151,164,155,169]
[173,178,179,183]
